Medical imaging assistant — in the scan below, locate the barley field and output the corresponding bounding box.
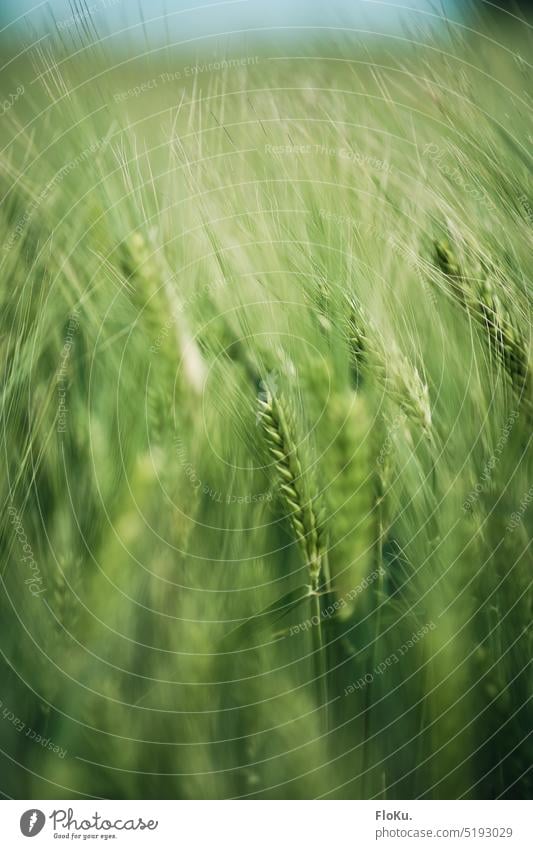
[0,3,531,800]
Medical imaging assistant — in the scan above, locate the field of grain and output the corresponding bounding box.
[0,8,531,799]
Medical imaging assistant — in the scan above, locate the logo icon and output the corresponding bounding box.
[20,810,45,837]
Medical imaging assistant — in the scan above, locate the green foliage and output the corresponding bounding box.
[0,25,531,799]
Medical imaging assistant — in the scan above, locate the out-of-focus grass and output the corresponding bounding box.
[0,22,531,799]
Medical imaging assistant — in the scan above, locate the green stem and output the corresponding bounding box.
[311,558,330,734]
[363,469,385,796]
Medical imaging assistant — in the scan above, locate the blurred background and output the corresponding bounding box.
[0,0,531,804]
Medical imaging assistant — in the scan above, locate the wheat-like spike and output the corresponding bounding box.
[476,276,531,399]
[345,294,432,436]
[258,380,330,729]
[345,295,376,376]
[257,382,325,589]
[434,240,464,299]
[123,231,206,396]
[434,241,532,419]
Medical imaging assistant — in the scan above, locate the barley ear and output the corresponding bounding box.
[345,293,432,437]
[433,240,532,421]
[257,381,326,589]
[257,379,330,728]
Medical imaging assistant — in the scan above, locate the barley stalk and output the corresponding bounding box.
[257,379,330,727]
[363,431,387,796]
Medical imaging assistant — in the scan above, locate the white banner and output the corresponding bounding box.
[0,800,529,847]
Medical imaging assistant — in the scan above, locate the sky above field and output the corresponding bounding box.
[1,0,464,44]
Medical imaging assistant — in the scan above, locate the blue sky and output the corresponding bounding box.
[1,0,464,44]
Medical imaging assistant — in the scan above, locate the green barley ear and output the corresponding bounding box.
[433,240,532,420]
[323,391,374,619]
[257,376,331,728]
[122,230,206,398]
[434,239,462,282]
[257,377,326,591]
[476,274,531,411]
[345,293,432,437]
